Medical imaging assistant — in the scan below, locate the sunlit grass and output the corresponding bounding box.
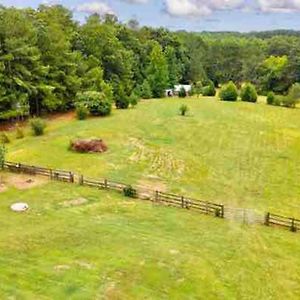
[6,96,300,216]
[0,177,299,299]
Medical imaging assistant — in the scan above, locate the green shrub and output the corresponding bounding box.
[140,80,152,99]
[129,93,139,108]
[0,144,6,169]
[123,185,137,198]
[76,104,89,120]
[0,133,10,144]
[241,83,257,103]
[30,118,46,136]
[179,104,189,116]
[202,81,216,96]
[284,83,300,108]
[281,96,297,108]
[76,91,112,117]
[15,126,24,139]
[274,96,283,106]
[219,81,238,101]
[266,92,275,105]
[116,97,130,109]
[178,87,187,98]
[194,81,203,97]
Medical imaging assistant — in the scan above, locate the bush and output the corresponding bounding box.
[30,118,46,136]
[76,91,112,117]
[202,81,216,96]
[273,95,283,106]
[241,83,257,103]
[179,104,189,116]
[0,133,10,144]
[178,87,187,98]
[0,144,5,169]
[115,97,130,109]
[15,126,24,139]
[140,80,152,99]
[123,185,137,198]
[76,104,89,120]
[281,96,297,108]
[266,92,275,105]
[194,81,203,97]
[219,81,238,101]
[129,93,139,108]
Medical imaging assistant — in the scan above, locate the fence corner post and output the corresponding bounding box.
[265,212,270,226]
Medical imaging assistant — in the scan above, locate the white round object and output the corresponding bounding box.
[10,203,29,212]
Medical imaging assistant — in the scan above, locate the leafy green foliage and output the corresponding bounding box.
[240,83,258,103]
[194,81,203,97]
[178,87,187,98]
[146,42,169,98]
[30,118,46,136]
[179,104,189,116]
[140,80,152,99]
[123,185,137,198]
[266,92,275,105]
[0,144,5,169]
[202,81,216,97]
[0,133,10,144]
[76,104,89,120]
[129,93,139,108]
[220,81,238,101]
[76,91,112,116]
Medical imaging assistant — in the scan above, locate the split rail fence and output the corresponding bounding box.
[3,161,299,233]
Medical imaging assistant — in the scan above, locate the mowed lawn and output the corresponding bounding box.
[6,96,300,216]
[0,175,300,299]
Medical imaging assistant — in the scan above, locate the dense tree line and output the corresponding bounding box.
[1,5,300,120]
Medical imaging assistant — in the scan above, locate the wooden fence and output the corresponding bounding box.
[3,161,224,218]
[3,161,299,233]
[265,213,300,232]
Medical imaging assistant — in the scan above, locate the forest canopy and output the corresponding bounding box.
[1,4,300,119]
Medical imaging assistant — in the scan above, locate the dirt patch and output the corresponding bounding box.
[0,183,8,193]
[47,111,75,122]
[70,139,108,153]
[138,176,167,193]
[1,174,47,190]
[62,198,88,207]
[75,261,94,270]
[54,265,71,272]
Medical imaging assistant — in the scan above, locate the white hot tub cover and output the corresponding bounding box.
[10,203,29,212]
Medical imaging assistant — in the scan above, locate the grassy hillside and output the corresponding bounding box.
[6,97,300,216]
[0,174,300,299]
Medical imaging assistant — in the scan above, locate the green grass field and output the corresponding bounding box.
[0,174,300,299]
[2,97,300,299]
[6,96,300,216]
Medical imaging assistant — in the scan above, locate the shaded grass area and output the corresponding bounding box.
[6,97,300,215]
[0,178,300,299]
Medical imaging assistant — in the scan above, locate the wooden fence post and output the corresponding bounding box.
[49,169,53,180]
[291,218,297,232]
[265,212,270,226]
[181,196,184,208]
[104,179,108,189]
[69,172,74,183]
[79,175,84,185]
[155,191,159,202]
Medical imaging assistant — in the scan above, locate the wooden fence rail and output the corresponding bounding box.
[3,161,299,233]
[265,212,300,232]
